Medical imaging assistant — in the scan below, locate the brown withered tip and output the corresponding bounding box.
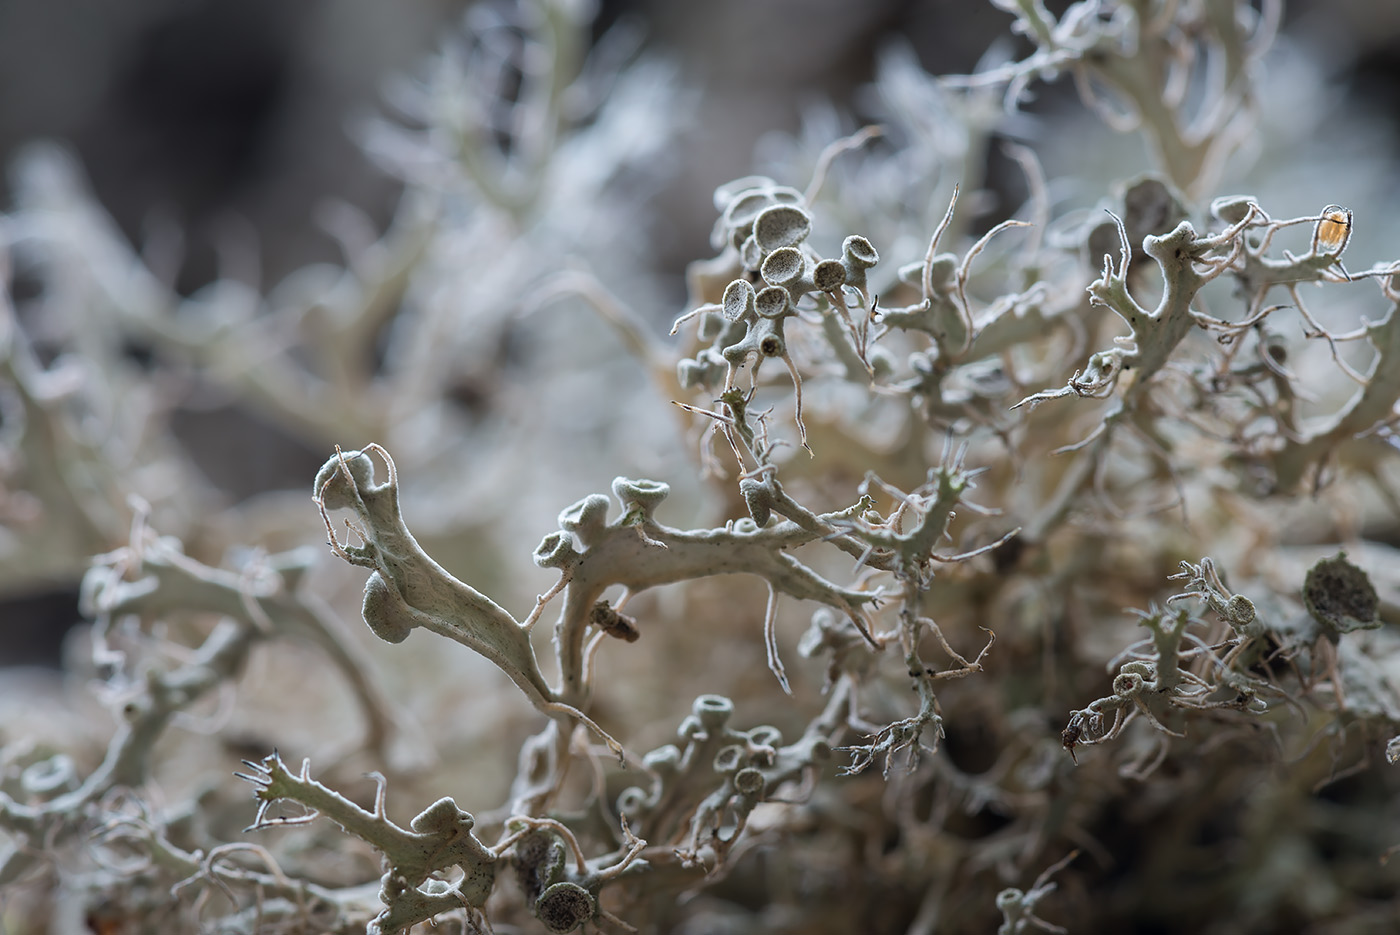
[590,600,640,642]
[1062,724,1082,763]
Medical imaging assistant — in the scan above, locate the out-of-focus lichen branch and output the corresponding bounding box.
[954,0,1278,195]
[1269,288,1400,491]
[0,568,263,885]
[80,518,405,761]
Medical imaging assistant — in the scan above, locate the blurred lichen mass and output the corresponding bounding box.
[4,0,1400,932]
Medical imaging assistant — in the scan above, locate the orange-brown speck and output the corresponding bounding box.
[1312,204,1353,255]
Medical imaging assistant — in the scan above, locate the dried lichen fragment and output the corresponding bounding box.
[1303,552,1381,640]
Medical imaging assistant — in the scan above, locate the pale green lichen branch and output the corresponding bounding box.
[314,445,555,706]
[313,444,624,759]
[1064,558,1278,765]
[237,752,497,934]
[535,474,882,706]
